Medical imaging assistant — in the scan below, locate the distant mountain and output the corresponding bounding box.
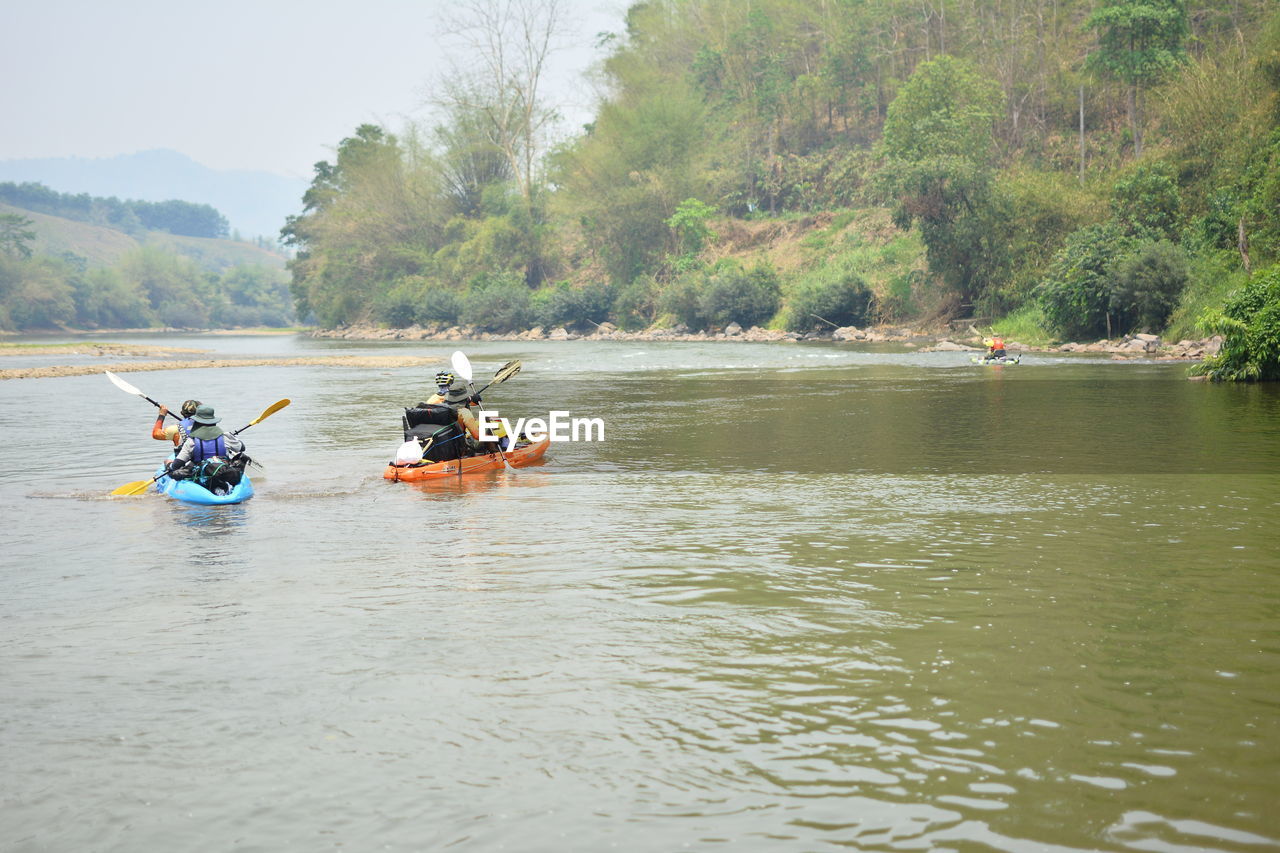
[0,149,308,240]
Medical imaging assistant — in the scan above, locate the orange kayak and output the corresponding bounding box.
[383,437,551,482]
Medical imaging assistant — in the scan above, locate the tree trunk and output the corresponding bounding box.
[1079,85,1086,183]
[1238,217,1252,273]
[1128,83,1142,157]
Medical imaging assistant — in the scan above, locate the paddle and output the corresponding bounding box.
[451,351,515,471]
[477,359,522,395]
[110,398,291,496]
[105,370,179,420]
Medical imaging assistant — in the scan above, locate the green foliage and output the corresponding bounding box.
[878,56,1008,302]
[1036,223,1137,340]
[655,272,704,329]
[1165,250,1250,341]
[0,254,75,328]
[78,267,153,329]
[459,272,533,332]
[0,213,36,259]
[1085,0,1189,88]
[783,258,874,331]
[665,198,717,256]
[552,77,712,284]
[0,182,228,238]
[612,275,658,330]
[1109,239,1189,331]
[1240,128,1280,262]
[881,56,1004,164]
[1111,164,1182,237]
[1191,264,1280,380]
[992,303,1055,348]
[699,262,781,328]
[212,265,293,327]
[283,125,448,327]
[533,280,615,330]
[658,261,780,330]
[991,170,1102,310]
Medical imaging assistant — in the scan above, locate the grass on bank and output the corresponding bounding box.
[988,304,1057,347]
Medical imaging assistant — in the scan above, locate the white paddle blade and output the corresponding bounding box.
[394,440,424,465]
[451,350,473,381]
[105,370,143,397]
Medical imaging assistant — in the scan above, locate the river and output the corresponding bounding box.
[2,333,1278,852]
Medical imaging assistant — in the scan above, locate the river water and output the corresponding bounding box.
[2,334,1278,852]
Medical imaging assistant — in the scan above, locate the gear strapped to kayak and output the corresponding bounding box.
[385,355,543,482]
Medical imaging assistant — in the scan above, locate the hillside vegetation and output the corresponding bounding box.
[279,0,1279,376]
[0,194,292,331]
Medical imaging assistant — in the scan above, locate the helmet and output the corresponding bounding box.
[180,399,201,417]
[434,370,454,387]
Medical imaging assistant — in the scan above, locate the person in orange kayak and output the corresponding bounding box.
[984,335,1007,360]
[152,399,201,446]
[405,372,512,459]
[442,379,483,448]
[424,370,456,405]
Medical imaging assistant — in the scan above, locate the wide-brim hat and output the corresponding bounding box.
[192,404,220,424]
[443,380,471,404]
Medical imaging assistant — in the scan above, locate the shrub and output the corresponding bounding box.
[417,286,461,326]
[373,278,423,327]
[1036,223,1136,340]
[613,275,657,330]
[1109,240,1189,332]
[784,265,874,331]
[1190,264,1280,381]
[371,278,460,328]
[459,272,532,332]
[656,272,706,329]
[533,280,614,330]
[698,262,781,328]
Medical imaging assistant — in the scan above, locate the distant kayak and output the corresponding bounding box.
[383,437,551,482]
[153,462,254,505]
[972,355,1021,365]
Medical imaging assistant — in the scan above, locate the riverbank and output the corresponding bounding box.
[310,322,1223,361]
[0,323,1221,381]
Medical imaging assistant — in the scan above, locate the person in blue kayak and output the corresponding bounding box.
[151,399,201,446]
[983,335,1007,360]
[167,404,248,490]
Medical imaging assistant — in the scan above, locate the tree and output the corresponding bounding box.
[434,0,565,209]
[1086,0,1189,157]
[282,125,447,327]
[1111,163,1182,237]
[878,55,1008,306]
[0,213,36,259]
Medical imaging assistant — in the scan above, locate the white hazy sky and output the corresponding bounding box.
[1,0,626,178]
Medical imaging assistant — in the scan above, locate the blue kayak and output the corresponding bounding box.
[153,462,254,505]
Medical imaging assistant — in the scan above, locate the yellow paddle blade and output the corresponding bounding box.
[111,479,154,496]
[249,398,290,426]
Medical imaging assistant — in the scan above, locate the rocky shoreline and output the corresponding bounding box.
[310,322,1222,361]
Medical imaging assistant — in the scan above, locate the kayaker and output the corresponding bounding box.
[442,379,483,451]
[984,335,1007,360]
[425,370,454,404]
[152,399,201,446]
[167,404,248,489]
